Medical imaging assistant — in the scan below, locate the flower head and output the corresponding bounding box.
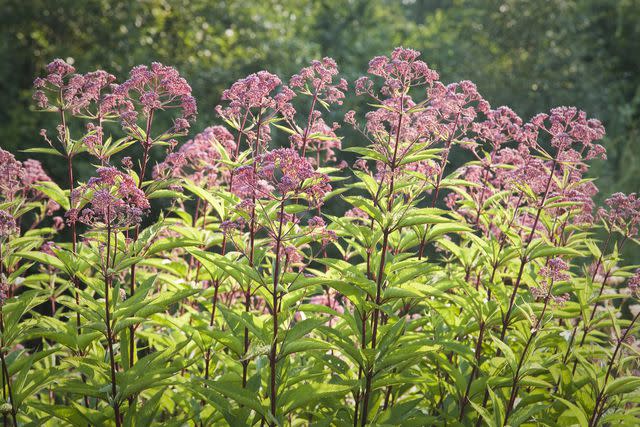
[540,258,570,283]
[113,62,197,133]
[71,167,149,228]
[629,270,640,296]
[216,71,283,121]
[519,107,606,161]
[231,148,331,207]
[0,210,17,238]
[290,57,347,105]
[33,60,116,116]
[0,149,23,200]
[598,192,640,237]
[364,47,439,97]
[154,126,236,187]
[21,159,52,197]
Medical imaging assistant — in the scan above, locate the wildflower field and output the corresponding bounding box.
[0,47,638,426]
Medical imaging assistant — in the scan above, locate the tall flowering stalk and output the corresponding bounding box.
[0,212,18,427]
[589,270,640,426]
[214,70,290,387]
[502,257,570,424]
[571,193,640,364]
[346,47,454,425]
[111,62,196,370]
[34,60,116,244]
[225,147,331,423]
[34,59,115,329]
[67,167,150,426]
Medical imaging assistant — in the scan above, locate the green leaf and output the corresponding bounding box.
[556,397,589,427]
[32,181,70,210]
[15,251,65,271]
[604,376,640,396]
[22,147,64,157]
[281,382,352,414]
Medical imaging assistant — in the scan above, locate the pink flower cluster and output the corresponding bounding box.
[599,192,640,237]
[112,62,197,134]
[0,210,17,238]
[216,71,287,120]
[231,148,331,207]
[629,270,640,295]
[153,126,236,187]
[33,59,116,115]
[346,47,609,242]
[68,167,150,228]
[523,107,606,160]
[356,47,439,98]
[0,149,54,203]
[0,149,23,199]
[289,57,348,105]
[531,258,571,304]
[540,258,571,283]
[351,50,490,184]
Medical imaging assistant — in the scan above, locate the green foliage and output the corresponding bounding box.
[0,8,639,425]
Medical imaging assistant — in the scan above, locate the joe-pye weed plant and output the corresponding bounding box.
[0,47,636,426]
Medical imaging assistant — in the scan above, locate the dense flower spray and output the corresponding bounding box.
[153,125,236,187]
[67,167,150,229]
[0,210,17,239]
[231,148,330,206]
[113,62,197,136]
[5,49,639,427]
[33,59,116,116]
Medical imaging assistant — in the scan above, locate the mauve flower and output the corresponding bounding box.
[33,60,116,116]
[598,192,640,237]
[21,159,52,197]
[308,216,325,229]
[353,52,489,184]
[82,123,105,159]
[530,258,571,303]
[113,62,197,134]
[365,47,439,97]
[472,106,524,151]
[353,159,369,172]
[290,57,347,105]
[220,218,246,234]
[154,126,236,187]
[231,148,331,207]
[46,59,75,77]
[283,245,304,265]
[64,208,79,226]
[71,167,150,228]
[629,270,640,295]
[344,110,356,126]
[540,258,570,283]
[519,107,606,162]
[0,149,24,199]
[0,210,17,238]
[46,199,60,216]
[121,157,134,170]
[216,71,283,120]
